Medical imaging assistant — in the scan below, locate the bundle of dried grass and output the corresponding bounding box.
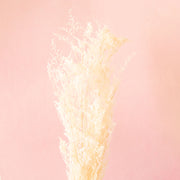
[47,14,127,180]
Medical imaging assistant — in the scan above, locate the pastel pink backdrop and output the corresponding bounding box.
[0,0,180,179]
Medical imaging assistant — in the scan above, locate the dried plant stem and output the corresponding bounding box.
[48,15,126,180]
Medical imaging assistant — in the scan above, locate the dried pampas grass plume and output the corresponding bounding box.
[47,14,127,180]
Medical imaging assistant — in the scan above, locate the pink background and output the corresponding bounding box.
[0,0,180,179]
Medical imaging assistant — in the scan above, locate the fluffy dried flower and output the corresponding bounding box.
[47,15,127,180]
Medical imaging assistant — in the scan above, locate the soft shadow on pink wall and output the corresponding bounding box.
[147,5,180,159]
[0,0,180,180]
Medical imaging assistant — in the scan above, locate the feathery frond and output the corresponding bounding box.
[47,15,126,180]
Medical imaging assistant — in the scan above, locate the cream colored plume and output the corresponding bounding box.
[47,14,127,180]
